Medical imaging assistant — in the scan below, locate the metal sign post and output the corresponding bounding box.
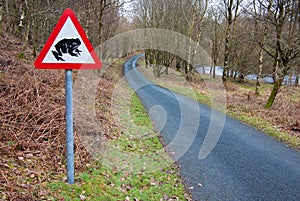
[65,69,74,184]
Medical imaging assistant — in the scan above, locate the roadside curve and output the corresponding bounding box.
[124,55,300,201]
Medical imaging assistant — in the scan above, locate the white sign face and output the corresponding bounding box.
[42,17,95,64]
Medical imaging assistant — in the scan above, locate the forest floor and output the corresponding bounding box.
[137,58,300,150]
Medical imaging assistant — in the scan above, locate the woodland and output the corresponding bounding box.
[0,0,299,107]
[0,0,299,200]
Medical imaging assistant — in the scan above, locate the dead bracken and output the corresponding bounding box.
[0,33,104,200]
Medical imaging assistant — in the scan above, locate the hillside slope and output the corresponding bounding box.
[0,33,90,200]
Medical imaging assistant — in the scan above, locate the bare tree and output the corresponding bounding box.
[259,0,300,108]
[89,0,125,45]
[184,0,209,81]
[134,0,186,77]
[222,0,243,88]
[210,8,224,78]
[134,0,210,79]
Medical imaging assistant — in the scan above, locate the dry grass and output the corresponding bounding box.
[137,58,300,149]
[226,82,300,142]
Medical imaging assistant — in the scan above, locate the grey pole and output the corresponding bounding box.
[65,69,74,184]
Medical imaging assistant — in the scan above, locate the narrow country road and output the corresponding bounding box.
[124,55,300,201]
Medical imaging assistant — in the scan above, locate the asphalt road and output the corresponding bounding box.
[124,55,300,201]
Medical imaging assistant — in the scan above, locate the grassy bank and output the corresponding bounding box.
[45,58,191,200]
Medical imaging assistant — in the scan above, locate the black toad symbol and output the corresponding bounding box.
[52,38,82,61]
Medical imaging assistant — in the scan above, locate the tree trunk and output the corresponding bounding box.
[24,5,31,44]
[17,4,25,37]
[32,13,38,57]
[223,0,234,88]
[289,74,293,85]
[176,56,181,71]
[5,0,9,32]
[191,0,208,77]
[98,19,103,45]
[85,1,91,38]
[145,50,150,68]
[186,0,198,81]
[265,78,283,109]
[223,28,230,85]
[0,0,3,35]
[223,0,242,87]
[253,0,272,95]
[255,47,264,95]
[265,1,286,109]
[211,16,219,79]
[213,64,216,78]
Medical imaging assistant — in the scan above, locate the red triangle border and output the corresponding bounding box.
[34,8,102,70]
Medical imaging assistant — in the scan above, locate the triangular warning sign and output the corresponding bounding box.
[34,8,102,70]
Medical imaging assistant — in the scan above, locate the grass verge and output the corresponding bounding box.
[227,111,300,148]
[45,59,190,200]
[155,80,299,149]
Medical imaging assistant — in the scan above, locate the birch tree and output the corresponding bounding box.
[183,0,209,80]
[222,0,243,88]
